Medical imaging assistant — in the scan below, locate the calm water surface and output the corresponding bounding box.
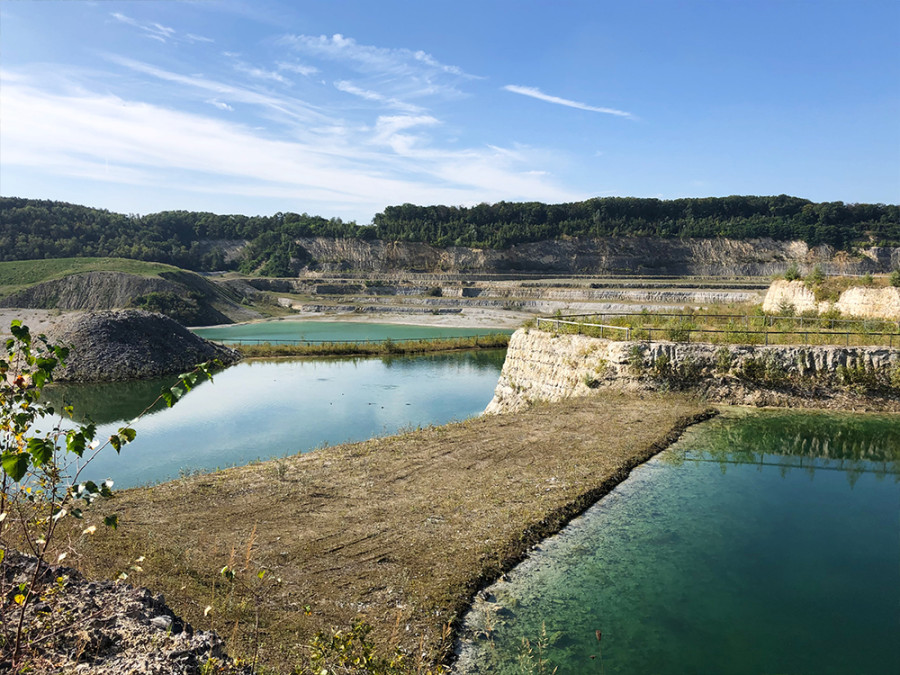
[43,350,505,488]
[193,320,510,343]
[458,409,900,675]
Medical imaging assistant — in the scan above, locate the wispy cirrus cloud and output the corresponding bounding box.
[110,12,212,45]
[104,55,325,123]
[373,114,440,153]
[232,61,290,85]
[503,85,634,119]
[277,61,319,77]
[334,81,423,113]
[0,73,584,221]
[207,99,234,111]
[281,33,479,101]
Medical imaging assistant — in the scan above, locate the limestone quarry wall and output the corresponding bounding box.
[762,280,900,320]
[486,329,900,414]
[295,237,900,276]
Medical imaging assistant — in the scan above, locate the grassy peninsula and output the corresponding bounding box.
[73,392,710,672]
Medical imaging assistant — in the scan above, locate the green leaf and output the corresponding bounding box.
[66,430,86,457]
[32,370,47,389]
[104,514,118,529]
[26,438,53,467]
[35,357,57,371]
[2,452,30,482]
[109,428,136,454]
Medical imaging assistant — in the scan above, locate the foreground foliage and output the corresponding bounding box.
[0,321,215,671]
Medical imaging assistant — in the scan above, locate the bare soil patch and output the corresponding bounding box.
[73,392,711,672]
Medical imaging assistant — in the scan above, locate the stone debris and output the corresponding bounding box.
[1,549,248,674]
[44,309,241,382]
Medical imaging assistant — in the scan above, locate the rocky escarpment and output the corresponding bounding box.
[0,271,262,326]
[487,329,900,413]
[0,550,246,674]
[295,236,900,276]
[45,310,240,382]
[763,279,900,320]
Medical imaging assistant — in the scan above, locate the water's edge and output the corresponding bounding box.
[446,406,720,668]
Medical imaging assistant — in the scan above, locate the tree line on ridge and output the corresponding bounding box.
[1,195,896,275]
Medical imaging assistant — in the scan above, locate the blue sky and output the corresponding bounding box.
[1,0,898,223]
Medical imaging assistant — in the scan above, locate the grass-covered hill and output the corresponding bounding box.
[0,257,262,325]
[2,195,897,276]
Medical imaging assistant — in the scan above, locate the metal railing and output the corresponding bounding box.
[537,314,899,348]
[558,311,900,332]
[535,318,631,340]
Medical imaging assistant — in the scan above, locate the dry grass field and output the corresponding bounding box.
[72,392,712,672]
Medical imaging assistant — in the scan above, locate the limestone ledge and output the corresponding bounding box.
[486,329,900,414]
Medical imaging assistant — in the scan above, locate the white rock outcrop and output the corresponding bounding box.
[486,329,900,414]
[762,279,900,320]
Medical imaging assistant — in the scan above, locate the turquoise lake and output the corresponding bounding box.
[43,350,506,489]
[192,320,511,343]
[457,409,900,675]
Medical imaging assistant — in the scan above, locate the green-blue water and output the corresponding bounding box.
[42,350,505,489]
[192,320,510,343]
[458,410,900,675]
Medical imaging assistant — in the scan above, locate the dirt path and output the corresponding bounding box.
[73,392,711,672]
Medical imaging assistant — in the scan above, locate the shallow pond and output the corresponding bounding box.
[192,320,510,343]
[43,350,505,489]
[457,409,900,675]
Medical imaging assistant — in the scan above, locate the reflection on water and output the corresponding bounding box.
[44,376,174,425]
[662,410,900,487]
[458,409,900,675]
[41,350,505,489]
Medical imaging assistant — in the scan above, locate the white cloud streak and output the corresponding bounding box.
[503,85,634,119]
[0,75,584,221]
[334,81,423,113]
[281,33,478,100]
[105,55,325,124]
[277,62,319,77]
[111,12,176,43]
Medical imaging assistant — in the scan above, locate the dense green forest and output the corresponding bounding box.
[0,197,364,273]
[1,195,897,274]
[373,196,899,249]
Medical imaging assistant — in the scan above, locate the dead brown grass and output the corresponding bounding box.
[72,392,711,672]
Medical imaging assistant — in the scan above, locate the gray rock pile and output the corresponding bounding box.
[1,549,247,674]
[46,310,240,382]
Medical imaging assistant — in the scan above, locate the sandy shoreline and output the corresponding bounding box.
[203,306,533,330]
[0,308,75,337]
[1,307,531,336]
